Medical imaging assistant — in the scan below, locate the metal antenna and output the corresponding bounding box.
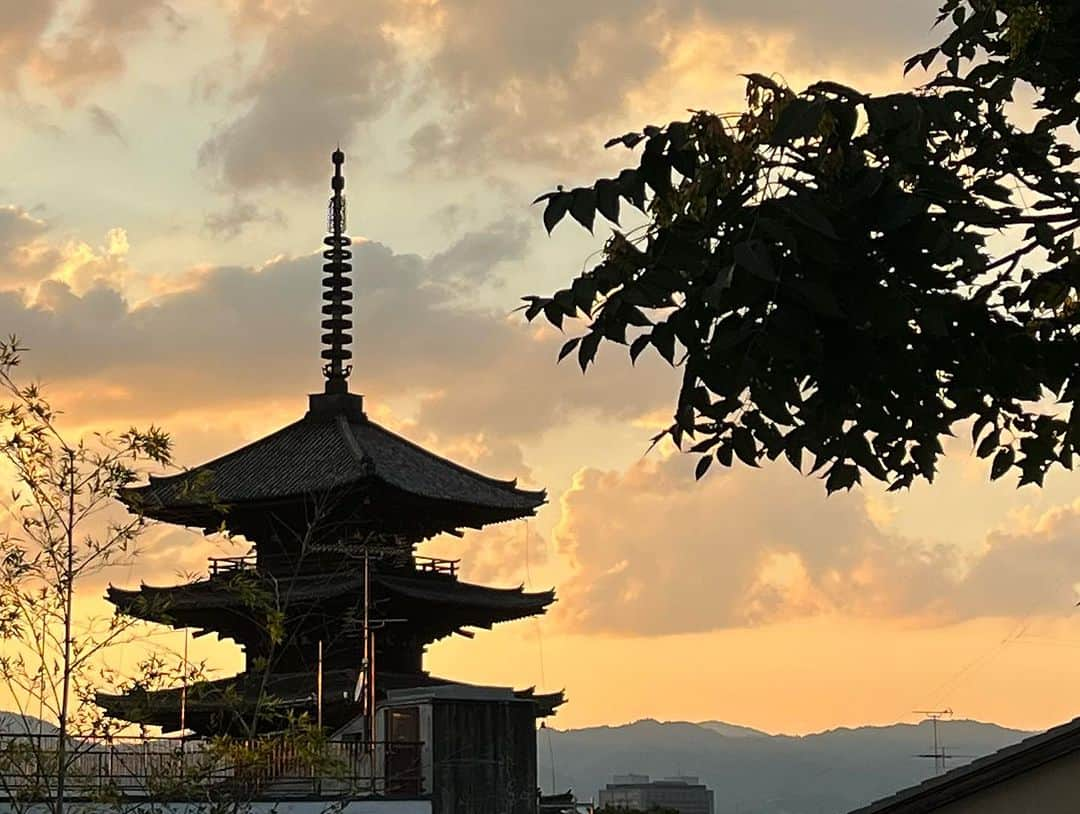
[321,149,353,394]
[914,709,953,774]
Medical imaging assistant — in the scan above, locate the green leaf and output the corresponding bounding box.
[578,331,601,372]
[543,194,571,234]
[695,455,712,480]
[770,98,825,144]
[806,81,867,101]
[826,463,859,493]
[617,169,646,210]
[716,443,733,467]
[734,240,777,282]
[651,322,677,365]
[570,187,596,232]
[732,428,759,467]
[741,73,785,96]
[990,447,1015,480]
[778,196,839,239]
[670,149,698,179]
[558,337,581,362]
[640,152,672,194]
[543,303,564,330]
[975,429,999,459]
[595,179,621,224]
[972,178,1013,204]
[784,442,803,472]
[604,132,645,149]
[971,414,993,446]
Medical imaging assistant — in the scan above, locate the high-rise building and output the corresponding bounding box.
[599,775,714,814]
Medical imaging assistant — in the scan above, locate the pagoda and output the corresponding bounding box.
[98,151,561,737]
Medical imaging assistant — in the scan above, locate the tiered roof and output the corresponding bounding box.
[107,570,555,640]
[97,668,564,733]
[121,396,544,536]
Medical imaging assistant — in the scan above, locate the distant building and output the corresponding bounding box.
[598,775,714,814]
[847,714,1080,813]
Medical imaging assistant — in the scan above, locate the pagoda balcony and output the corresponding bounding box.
[206,553,459,579]
[106,559,555,651]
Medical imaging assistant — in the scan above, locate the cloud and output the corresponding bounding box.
[88,104,126,145]
[28,0,184,104]
[0,218,674,463]
[202,0,943,188]
[408,0,942,169]
[0,206,130,295]
[203,197,286,240]
[551,455,1080,636]
[0,205,55,287]
[0,2,59,92]
[198,1,404,189]
[422,520,549,589]
[427,216,530,290]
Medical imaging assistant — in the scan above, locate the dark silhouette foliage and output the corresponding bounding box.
[524,0,1080,493]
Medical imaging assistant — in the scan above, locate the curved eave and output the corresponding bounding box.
[119,478,545,535]
[97,671,566,730]
[106,574,555,635]
[116,409,546,533]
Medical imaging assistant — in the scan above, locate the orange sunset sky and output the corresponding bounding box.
[5,0,1080,737]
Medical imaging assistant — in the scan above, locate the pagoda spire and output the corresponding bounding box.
[321,149,353,395]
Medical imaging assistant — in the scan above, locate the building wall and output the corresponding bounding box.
[430,699,538,814]
[921,749,1080,814]
[598,783,713,814]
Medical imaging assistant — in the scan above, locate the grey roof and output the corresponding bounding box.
[121,396,544,524]
[848,716,1080,813]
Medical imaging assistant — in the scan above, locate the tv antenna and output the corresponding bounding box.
[912,709,974,774]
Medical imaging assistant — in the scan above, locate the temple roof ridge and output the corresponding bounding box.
[122,398,545,529]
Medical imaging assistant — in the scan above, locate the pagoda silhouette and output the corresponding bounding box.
[98,150,561,737]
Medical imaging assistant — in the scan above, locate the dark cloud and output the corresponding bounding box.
[203,197,286,240]
[88,104,126,145]
[197,1,404,189]
[551,456,1080,636]
[1,219,673,469]
[0,204,47,249]
[427,217,530,289]
[0,205,55,287]
[410,0,942,169]
[206,0,943,188]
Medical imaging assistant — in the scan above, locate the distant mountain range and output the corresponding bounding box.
[0,712,57,736]
[537,718,1035,814]
[0,710,1036,813]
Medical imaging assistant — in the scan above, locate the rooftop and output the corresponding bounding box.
[848,715,1080,813]
[122,394,545,534]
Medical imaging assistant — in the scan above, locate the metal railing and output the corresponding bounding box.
[0,734,424,801]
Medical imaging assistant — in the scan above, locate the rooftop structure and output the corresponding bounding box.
[96,151,563,755]
[847,714,1080,814]
[598,774,714,814]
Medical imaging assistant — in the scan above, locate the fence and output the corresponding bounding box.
[0,734,424,801]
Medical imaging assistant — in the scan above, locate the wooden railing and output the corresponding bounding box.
[206,553,460,579]
[413,556,459,577]
[208,554,257,576]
